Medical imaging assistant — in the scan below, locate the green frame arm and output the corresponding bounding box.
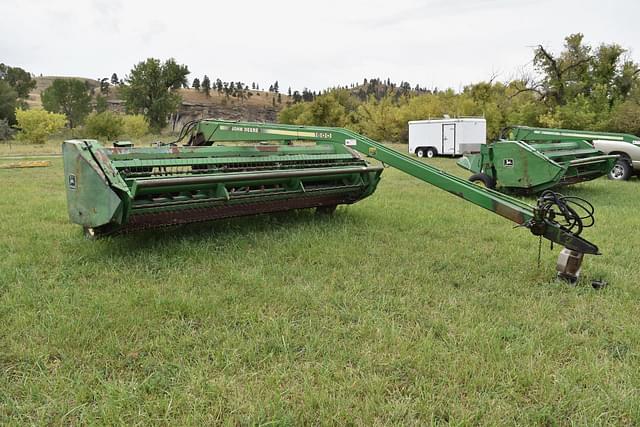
[186,120,599,255]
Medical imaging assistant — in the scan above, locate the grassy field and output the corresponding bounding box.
[1,140,639,425]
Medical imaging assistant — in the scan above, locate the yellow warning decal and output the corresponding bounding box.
[263,129,317,138]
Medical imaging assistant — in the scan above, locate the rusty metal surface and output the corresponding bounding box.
[494,202,526,224]
[97,192,360,237]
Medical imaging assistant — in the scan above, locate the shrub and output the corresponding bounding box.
[84,111,124,140]
[609,101,640,136]
[122,114,150,139]
[15,108,66,144]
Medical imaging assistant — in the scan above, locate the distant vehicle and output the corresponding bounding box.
[408,117,486,158]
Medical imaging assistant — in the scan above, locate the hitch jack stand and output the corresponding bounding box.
[556,248,584,284]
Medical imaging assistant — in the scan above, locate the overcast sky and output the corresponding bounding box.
[2,0,639,92]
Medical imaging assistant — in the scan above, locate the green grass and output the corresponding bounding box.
[0,139,62,157]
[1,142,640,425]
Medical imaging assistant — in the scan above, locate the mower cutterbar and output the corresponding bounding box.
[63,120,602,282]
[457,138,617,194]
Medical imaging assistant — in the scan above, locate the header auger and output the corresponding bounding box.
[63,119,601,282]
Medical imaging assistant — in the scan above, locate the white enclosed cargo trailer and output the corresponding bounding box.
[408,118,486,158]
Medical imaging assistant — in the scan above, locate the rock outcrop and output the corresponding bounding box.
[107,99,279,131]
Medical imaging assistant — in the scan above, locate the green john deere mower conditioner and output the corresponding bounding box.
[63,134,382,238]
[504,125,640,181]
[457,135,617,194]
[63,119,603,282]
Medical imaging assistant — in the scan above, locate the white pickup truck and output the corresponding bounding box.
[592,139,640,180]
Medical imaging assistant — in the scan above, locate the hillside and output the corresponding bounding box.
[30,77,288,109]
[28,76,290,125]
[26,76,100,109]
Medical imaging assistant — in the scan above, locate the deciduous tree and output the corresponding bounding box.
[41,78,92,128]
[0,64,36,99]
[0,81,18,124]
[95,94,108,113]
[120,58,189,130]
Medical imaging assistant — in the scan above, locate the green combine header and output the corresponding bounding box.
[63,119,603,282]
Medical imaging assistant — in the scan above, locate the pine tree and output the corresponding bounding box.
[111,73,119,85]
[287,87,291,96]
[202,75,211,97]
[99,78,110,94]
[192,77,200,91]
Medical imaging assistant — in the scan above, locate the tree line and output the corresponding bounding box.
[279,33,640,142]
[0,58,433,140]
[2,33,639,143]
[0,56,291,137]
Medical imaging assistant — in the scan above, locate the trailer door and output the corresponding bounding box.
[442,124,456,155]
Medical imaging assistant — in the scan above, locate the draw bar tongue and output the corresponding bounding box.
[537,220,600,255]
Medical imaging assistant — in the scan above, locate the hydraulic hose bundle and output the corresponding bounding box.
[536,190,595,237]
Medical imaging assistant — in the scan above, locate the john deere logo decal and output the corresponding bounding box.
[68,174,77,189]
[503,159,514,167]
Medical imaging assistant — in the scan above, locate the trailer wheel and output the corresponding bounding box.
[416,147,436,158]
[608,159,633,181]
[469,173,496,189]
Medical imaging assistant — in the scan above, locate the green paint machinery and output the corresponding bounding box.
[457,130,618,194]
[62,129,382,239]
[63,119,603,282]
